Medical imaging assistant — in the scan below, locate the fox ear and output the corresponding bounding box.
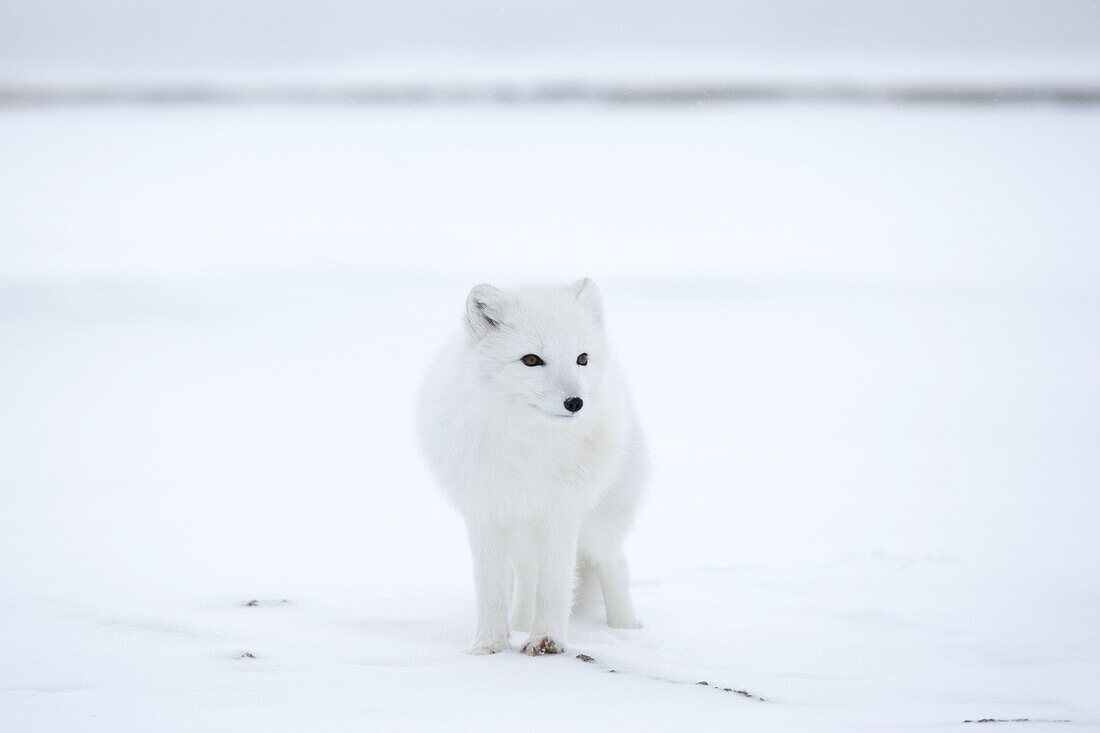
[466,283,510,339]
[571,277,603,323]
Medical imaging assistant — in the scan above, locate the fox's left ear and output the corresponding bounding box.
[572,277,603,324]
[466,283,511,341]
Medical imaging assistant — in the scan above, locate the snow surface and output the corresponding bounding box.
[1,105,1099,731]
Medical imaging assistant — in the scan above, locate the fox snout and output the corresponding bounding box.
[563,397,584,413]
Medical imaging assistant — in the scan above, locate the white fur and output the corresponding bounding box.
[417,279,646,655]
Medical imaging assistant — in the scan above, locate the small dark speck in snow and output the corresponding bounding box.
[243,599,290,607]
[240,652,256,659]
[696,681,709,686]
[576,654,595,663]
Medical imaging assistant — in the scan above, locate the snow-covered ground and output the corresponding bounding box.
[1,105,1099,731]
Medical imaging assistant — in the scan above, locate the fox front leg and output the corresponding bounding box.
[521,518,580,655]
[465,518,511,654]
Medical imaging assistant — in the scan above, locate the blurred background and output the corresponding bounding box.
[2,1,1100,283]
[1,2,1099,730]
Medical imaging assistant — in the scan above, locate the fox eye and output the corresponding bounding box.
[577,353,588,366]
[521,354,544,367]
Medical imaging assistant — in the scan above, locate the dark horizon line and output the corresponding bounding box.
[3,81,1100,107]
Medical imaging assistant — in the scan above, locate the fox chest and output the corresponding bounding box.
[450,426,620,512]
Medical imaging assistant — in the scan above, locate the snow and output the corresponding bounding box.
[1,104,1099,731]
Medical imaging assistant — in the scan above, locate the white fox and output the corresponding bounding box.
[417,279,646,655]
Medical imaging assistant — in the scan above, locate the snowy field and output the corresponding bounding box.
[1,105,1099,731]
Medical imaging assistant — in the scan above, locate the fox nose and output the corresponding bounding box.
[563,397,583,413]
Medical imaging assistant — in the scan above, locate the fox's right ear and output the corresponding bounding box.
[571,277,604,324]
[465,284,510,340]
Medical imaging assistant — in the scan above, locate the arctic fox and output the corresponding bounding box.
[417,279,646,655]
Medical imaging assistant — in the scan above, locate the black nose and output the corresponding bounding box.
[563,397,583,413]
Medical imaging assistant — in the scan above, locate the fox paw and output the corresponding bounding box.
[521,635,564,656]
[467,638,510,655]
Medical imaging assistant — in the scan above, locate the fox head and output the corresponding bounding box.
[464,279,607,421]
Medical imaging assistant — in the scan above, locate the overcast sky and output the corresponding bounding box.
[3,0,1100,78]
